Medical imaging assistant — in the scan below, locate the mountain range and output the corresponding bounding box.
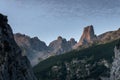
[0,13,120,80]
[14,33,77,66]
[14,25,120,66]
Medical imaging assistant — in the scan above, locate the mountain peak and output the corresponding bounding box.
[57,36,63,40]
[79,25,96,45]
[49,36,75,55]
[74,25,97,48]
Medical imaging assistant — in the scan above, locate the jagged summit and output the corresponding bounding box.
[0,13,36,80]
[49,36,76,55]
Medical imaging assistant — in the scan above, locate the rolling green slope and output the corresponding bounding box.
[33,40,118,80]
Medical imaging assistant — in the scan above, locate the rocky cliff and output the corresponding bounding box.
[74,25,97,48]
[79,25,97,45]
[0,13,36,80]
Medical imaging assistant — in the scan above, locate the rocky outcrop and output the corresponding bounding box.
[74,25,97,48]
[49,36,76,55]
[14,33,49,66]
[0,13,36,80]
[110,40,120,80]
[79,25,97,45]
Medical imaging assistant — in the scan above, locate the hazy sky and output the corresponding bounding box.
[0,0,120,45]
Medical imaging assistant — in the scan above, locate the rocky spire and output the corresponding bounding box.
[74,25,97,48]
[79,25,96,45]
[0,13,36,80]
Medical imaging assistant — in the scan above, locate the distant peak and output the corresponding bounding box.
[79,25,96,45]
[70,38,75,41]
[74,25,96,48]
[32,36,39,40]
[84,25,94,33]
[57,36,62,40]
[85,25,93,28]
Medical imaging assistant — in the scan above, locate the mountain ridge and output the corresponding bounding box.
[14,33,77,66]
[14,25,120,66]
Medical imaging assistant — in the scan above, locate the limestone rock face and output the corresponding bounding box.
[79,25,96,45]
[74,25,97,48]
[0,13,36,80]
[110,41,120,80]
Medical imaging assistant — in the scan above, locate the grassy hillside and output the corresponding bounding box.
[33,40,118,80]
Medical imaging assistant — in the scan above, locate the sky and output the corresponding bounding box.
[0,0,120,45]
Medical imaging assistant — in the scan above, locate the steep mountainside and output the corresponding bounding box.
[0,13,36,80]
[34,38,118,80]
[14,33,50,66]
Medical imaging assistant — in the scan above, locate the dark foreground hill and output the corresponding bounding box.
[33,39,117,80]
